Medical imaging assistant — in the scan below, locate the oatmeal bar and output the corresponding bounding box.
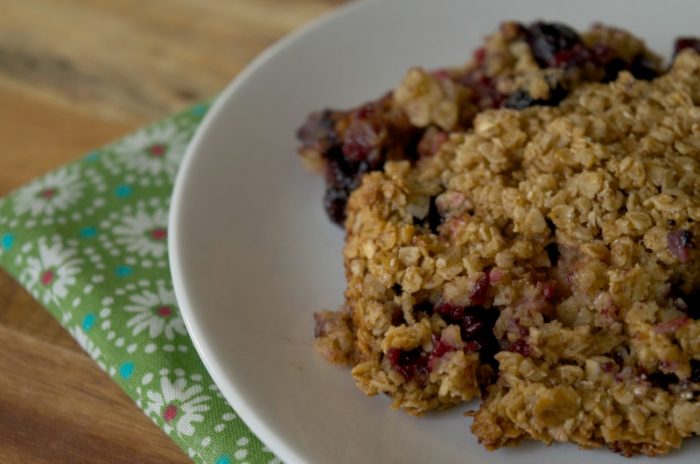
[296,22,663,224]
[328,50,700,454]
[468,51,700,456]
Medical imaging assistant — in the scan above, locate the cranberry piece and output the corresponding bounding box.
[469,273,490,305]
[427,335,456,371]
[509,338,531,356]
[386,348,429,379]
[589,45,633,82]
[341,105,386,168]
[433,301,499,366]
[654,316,690,334]
[600,305,619,319]
[674,37,700,56]
[601,361,618,374]
[342,121,380,164]
[668,229,694,263]
[435,301,464,322]
[460,73,505,110]
[541,282,556,300]
[464,341,480,352]
[297,110,337,152]
[431,335,454,359]
[525,22,583,68]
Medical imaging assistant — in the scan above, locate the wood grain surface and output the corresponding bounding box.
[0,1,344,462]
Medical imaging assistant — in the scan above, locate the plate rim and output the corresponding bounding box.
[168,2,368,463]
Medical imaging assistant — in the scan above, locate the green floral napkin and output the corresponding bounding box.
[0,103,279,464]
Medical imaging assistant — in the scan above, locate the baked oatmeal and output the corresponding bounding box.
[297,21,663,224]
[304,21,700,457]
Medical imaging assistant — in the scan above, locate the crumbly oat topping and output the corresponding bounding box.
[305,21,700,457]
[297,21,663,225]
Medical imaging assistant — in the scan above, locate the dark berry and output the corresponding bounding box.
[646,370,679,389]
[525,22,583,68]
[322,154,356,225]
[674,37,700,56]
[322,148,372,225]
[504,84,568,110]
[433,301,499,365]
[602,57,628,83]
[414,301,434,315]
[461,312,485,338]
[611,347,628,367]
[668,229,694,263]
[386,348,429,379]
[545,242,560,266]
[414,196,442,234]
[628,54,659,81]
[464,341,480,352]
[691,360,700,383]
[460,307,500,365]
[677,290,700,321]
[323,184,350,225]
[391,307,406,326]
[503,90,535,110]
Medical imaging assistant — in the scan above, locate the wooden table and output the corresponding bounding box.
[0,1,344,462]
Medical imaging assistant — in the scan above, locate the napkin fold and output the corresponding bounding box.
[0,102,279,464]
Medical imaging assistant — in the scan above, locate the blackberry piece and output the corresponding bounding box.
[674,37,700,56]
[525,22,583,68]
[504,84,568,110]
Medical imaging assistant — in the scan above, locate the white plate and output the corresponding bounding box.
[169,1,700,462]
